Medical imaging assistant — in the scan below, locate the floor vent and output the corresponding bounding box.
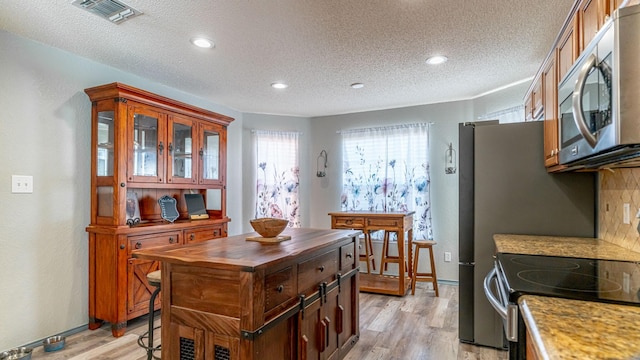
[72,0,142,24]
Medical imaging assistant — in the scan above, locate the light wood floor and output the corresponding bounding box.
[31,283,507,360]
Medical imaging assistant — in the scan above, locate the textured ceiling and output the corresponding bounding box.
[0,0,574,117]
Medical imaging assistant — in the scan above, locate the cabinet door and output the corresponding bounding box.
[580,0,608,51]
[299,296,322,360]
[558,16,578,82]
[543,56,559,168]
[199,123,226,185]
[337,272,359,353]
[128,104,167,183]
[167,114,197,184]
[298,286,339,360]
[127,258,160,316]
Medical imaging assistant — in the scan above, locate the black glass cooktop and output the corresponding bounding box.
[497,253,640,305]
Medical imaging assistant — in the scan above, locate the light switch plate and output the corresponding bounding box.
[11,175,33,193]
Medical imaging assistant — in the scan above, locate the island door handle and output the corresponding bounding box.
[135,242,142,249]
[323,316,331,347]
[337,305,344,334]
[277,285,284,293]
[319,320,327,352]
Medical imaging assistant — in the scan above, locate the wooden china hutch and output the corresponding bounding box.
[84,83,233,337]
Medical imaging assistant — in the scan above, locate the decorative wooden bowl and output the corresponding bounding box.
[249,218,288,238]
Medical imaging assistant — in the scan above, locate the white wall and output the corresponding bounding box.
[0,30,242,351]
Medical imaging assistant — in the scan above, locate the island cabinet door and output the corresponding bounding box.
[338,270,359,353]
[167,323,239,360]
[298,285,340,360]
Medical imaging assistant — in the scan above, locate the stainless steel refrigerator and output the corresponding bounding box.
[458,121,596,348]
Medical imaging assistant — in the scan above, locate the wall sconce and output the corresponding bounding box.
[445,143,456,174]
[317,150,328,177]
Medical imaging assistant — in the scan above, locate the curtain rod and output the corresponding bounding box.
[251,129,303,135]
[336,122,433,134]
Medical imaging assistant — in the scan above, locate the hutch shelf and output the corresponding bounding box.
[84,82,233,337]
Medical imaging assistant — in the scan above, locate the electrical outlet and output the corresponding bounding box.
[444,252,452,262]
[623,272,630,294]
[624,203,631,224]
[11,175,33,193]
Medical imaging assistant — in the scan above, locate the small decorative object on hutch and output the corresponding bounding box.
[84,82,233,337]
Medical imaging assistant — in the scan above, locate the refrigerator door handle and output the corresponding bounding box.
[483,268,507,319]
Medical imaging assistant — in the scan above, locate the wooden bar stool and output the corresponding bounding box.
[379,231,407,275]
[137,270,162,360]
[359,231,376,273]
[411,240,439,296]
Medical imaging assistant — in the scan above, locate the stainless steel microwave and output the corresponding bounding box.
[558,4,640,168]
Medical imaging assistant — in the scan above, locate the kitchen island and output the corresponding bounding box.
[134,228,361,360]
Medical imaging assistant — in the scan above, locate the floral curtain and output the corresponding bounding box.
[253,130,300,227]
[341,123,433,239]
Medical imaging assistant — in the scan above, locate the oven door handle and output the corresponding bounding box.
[483,267,507,319]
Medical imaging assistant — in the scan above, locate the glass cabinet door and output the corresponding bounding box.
[200,123,222,184]
[128,105,166,183]
[167,115,196,184]
[96,110,114,177]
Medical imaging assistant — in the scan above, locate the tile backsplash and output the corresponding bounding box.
[599,168,640,252]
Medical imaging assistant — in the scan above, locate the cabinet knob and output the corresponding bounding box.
[346,253,353,259]
[120,183,126,187]
[276,285,284,293]
[158,141,164,155]
[199,148,204,156]
[169,237,175,244]
[135,241,142,249]
[168,142,174,153]
[120,244,125,250]
[190,234,195,241]
[318,265,325,272]
[345,219,353,225]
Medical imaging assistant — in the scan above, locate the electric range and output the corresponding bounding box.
[497,252,640,306]
[485,252,640,360]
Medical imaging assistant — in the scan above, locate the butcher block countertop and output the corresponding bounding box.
[519,296,640,360]
[134,227,361,270]
[493,234,640,262]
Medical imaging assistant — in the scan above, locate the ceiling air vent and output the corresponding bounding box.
[72,0,142,24]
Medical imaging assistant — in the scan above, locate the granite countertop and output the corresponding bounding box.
[519,295,640,359]
[494,234,640,262]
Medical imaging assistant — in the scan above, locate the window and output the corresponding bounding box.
[252,130,300,227]
[341,123,433,239]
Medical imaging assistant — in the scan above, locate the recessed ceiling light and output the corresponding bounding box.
[190,37,214,49]
[271,82,288,89]
[350,83,364,89]
[426,55,448,65]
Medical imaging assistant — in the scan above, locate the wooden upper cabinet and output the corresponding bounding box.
[543,55,559,168]
[167,114,197,185]
[558,15,579,82]
[532,78,543,120]
[579,0,610,52]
